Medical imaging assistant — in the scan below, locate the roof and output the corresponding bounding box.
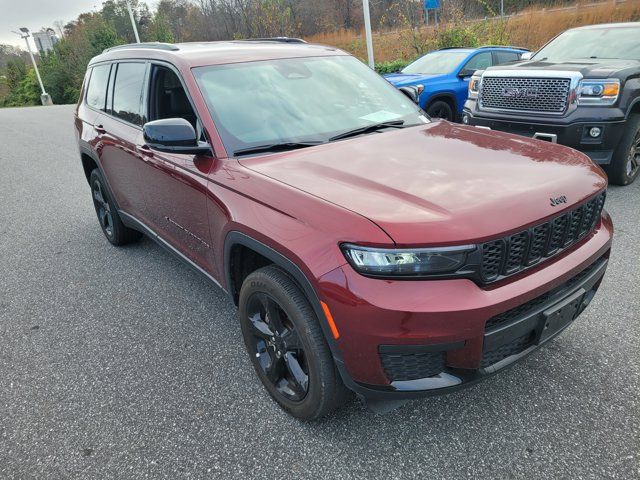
[90,39,347,68]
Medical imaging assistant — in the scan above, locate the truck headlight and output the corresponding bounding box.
[578,79,620,106]
[468,75,481,99]
[341,244,475,276]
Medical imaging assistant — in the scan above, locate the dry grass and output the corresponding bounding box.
[305,0,640,63]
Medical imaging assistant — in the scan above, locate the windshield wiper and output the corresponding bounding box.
[328,120,406,142]
[233,141,323,157]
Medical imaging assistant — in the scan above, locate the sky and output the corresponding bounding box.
[0,0,103,48]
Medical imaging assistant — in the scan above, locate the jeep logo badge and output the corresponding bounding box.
[550,195,567,206]
[502,87,539,99]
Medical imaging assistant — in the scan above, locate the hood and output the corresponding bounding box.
[384,72,446,87]
[486,58,640,78]
[239,122,607,246]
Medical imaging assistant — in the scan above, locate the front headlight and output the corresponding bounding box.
[468,75,481,99]
[578,79,620,106]
[341,244,475,277]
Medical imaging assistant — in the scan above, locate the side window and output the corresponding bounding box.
[86,64,111,110]
[112,62,147,126]
[462,52,493,73]
[495,51,521,65]
[148,65,197,129]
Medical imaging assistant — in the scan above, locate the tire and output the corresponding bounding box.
[238,265,350,420]
[426,100,454,121]
[89,169,142,246]
[605,114,640,186]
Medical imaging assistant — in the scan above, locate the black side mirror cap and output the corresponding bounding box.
[143,118,211,155]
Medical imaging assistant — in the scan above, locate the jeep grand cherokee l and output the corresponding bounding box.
[463,22,640,186]
[75,39,613,419]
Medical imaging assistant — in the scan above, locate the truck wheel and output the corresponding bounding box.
[89,169,142,245]
[238,265,350,420]
[607,114,640,186]
[426,100,454,121]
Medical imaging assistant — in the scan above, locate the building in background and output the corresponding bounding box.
[32,28,59,53]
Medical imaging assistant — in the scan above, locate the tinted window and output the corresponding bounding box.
[495,51,520,65]
[86,64,111,110]
[462,52,492,73]
[112,62,146,125]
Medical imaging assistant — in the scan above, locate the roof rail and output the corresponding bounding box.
[103,42,179,53]
[235,37,307,44]
[477,45,530,51]
[437,45,530,51]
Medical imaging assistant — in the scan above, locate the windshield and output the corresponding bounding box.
[534,26,640,61]
[401,51,469,74]
[193,56,424,155]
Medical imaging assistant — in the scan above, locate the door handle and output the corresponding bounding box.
[95,124,106,133]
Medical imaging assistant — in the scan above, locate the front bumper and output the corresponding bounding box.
[462,103,627,165]
[319,213,613,401]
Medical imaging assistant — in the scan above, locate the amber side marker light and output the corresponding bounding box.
[320,301,340,339]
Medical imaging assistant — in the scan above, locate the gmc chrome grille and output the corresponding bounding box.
[480,192,606,283]
[480,76,571,114]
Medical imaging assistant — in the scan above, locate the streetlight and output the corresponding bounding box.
[12,28,52,106]
[125,0,141,43]
[362,0,374,68]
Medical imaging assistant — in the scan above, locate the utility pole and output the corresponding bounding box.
[13,28,52,106]
[501,0,504,17]
[362,0,374,69]
[125,0,141,43]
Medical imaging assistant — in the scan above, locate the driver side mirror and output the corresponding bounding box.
[520,51,533,60]
[143,118,211,155]
[458,69,475,78]
[398,84,424,104]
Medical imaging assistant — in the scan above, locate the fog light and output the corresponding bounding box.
[462,114,470,124]
[589,127,602,138]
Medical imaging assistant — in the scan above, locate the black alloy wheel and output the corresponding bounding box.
[625,128,640,180]
[245,291,309,401]
[238,265,350,419]
[426,100,454,121]
[92,179,114,239]
[607,114,640,185]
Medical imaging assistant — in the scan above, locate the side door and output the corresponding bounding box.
[134,62,215,272]
[96,61,149,222]
[456,51,494,113]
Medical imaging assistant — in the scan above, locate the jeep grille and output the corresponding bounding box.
[480,76,571,114]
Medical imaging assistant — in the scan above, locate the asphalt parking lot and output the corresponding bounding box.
[0,104,638,479]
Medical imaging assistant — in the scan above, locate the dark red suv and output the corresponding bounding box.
[75,39,613,419]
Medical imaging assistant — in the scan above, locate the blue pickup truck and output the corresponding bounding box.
[385,46,528,121]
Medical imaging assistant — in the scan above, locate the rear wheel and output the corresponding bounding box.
[89,169,142,245]
[238,265,349,420]
[426,100,454,121]
[606,114,640,186]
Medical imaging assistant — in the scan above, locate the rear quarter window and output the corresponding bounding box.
[85,64,111,110]
[495,51,521,65]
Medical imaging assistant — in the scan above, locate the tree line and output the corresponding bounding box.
[0,0,583,107]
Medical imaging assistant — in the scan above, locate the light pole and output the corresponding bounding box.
[125,0,141,43]
[362,0,374,68]
[13,28,52,106]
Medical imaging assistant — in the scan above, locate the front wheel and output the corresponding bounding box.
[426,100,454,121]
[606,114,640,186]
[238,266,350,420]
